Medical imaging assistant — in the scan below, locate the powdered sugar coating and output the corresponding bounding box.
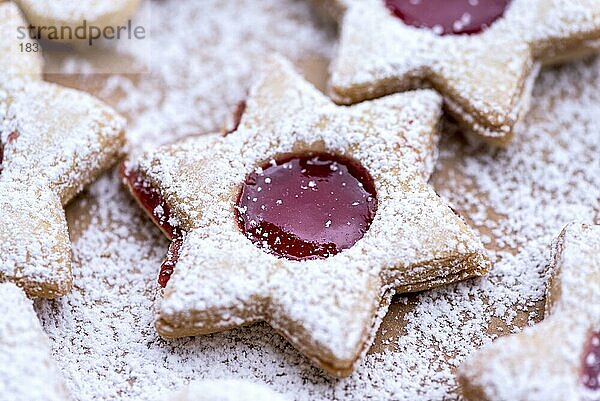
[0,2,42,78]
[16,0,135,20]
[458,223,600,401]
[0,283,70,401]
[0,79,126,297]
[320,0,600,144]
[168,379,288,401]
[31,0,600,399]
[1,79,127,203]
[125,55,489,376]
[0,182,72,298]
[0,2,127,298]
[14,0,141,37]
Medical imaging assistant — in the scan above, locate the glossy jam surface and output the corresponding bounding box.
[236,153,377,260]
[384,0,511,35]
[582,331,600,391]
[123,167,182,287]
[160,240,182,288]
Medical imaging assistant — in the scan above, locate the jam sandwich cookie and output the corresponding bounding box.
[168,380,288,401]
[457,222,600,401]
[0,2,127,298]
[123,54,490,377]
[313,0,600,145]
[14,0,142,43]
[0,283,71,401]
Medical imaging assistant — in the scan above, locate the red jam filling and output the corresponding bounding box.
[235,153,377,261]
[384,0,511,35]
[0,132,18,172]
[582,331,600,391]
[159,240,182,288]
[122,166,183,287]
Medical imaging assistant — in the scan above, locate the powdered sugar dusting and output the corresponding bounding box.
[325,0,600,142]
[457,223,600,401]
[29,0,600,399]
[15,0,140,23]
[125,55,488,376]
[102,0,334,151]
[0,283,69,401]
[0,75,126,298]
[169,379,289,401]
[0,2,42,78]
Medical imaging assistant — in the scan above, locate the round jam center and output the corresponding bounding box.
[582,331,600,390]
[384,0,511,35]
[236,153,377,261]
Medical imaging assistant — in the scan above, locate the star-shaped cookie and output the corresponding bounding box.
[122,55,490,377]
[14,0,141,43]
[315,0,600,145]
[0,2,127,298]
[458,222,600,401]
[0,283,70,401]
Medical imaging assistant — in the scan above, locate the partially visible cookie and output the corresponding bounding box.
[457,222,600,401]
[0,2,42,78]
[168,380,288,401]
[0,80,126,298]
[0,283,70,401]
[0,2,127,298]
[14,0,142,43]
[123,54,490,377]
[315,0,600,145]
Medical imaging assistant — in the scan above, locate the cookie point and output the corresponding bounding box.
[384,0,511,35]
[235,153,378,261]
[122,167,185,287]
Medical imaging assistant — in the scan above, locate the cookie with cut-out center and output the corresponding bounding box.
[14,0,141,43]
[0,283,71,401]
[314,0,600,145]
[0,1,127,298]
[122,54,490,377]
[168,380,288,401]
[458,222,600,401]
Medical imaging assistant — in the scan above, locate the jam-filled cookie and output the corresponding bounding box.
[0,2,127,299]
[122,55,490,377]
[0,283,71,400]
[14,0,142,43]
[313,0,600,145]
[457,222,600,401]
[169,380,288,401]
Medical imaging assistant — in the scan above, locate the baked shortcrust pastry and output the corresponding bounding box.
[313,0,600,145]
[122,54,490,377]
[14,0,142,43]
[457,222,600,401]
[0,283,70,400]
[0,2,127,298]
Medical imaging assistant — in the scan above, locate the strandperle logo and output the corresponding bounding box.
[17,20,146,46]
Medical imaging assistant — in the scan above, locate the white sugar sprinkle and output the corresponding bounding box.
[27,0,600,400]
